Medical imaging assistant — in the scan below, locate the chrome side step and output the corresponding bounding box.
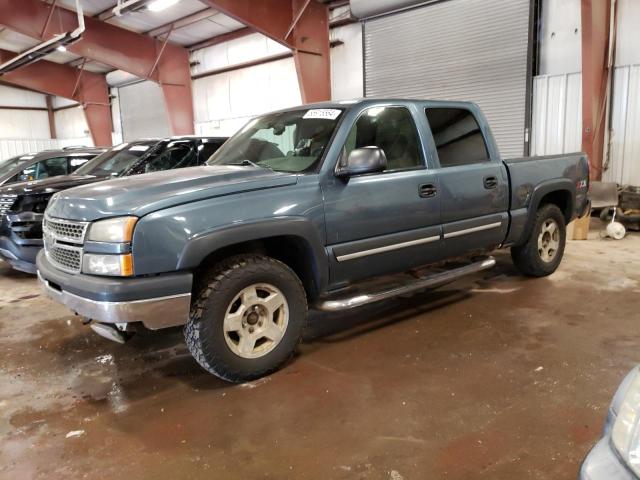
[314,256,496,312]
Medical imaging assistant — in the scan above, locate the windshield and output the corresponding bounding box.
[207,108,343,173]
[121,140,198,176]
[0,155,33,177]
[75,142,158,177]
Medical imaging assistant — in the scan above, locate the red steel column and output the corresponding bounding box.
[581,0,612,181]
[201,0,331,103]
[0,49,112,146]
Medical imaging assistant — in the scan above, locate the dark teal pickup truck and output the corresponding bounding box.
[37,99,589,382]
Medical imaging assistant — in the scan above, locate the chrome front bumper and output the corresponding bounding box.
[38,271,191,330]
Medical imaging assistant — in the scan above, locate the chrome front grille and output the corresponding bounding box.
[48,243,83,273]
[43,216,89,243]
[43,215,88,274]
[0,194,17,215]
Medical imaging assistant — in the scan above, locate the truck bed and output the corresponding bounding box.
[503,152,590,245]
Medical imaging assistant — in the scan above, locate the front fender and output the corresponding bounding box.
[177,216,329,291]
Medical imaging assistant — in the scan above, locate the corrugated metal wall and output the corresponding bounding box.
[0,137,94,161]
[330,21,364,101]
[531,72,582,155]
[191,33,301,137]
[604,65,640,186]
[54,106,91,140]
[363,0,531,159]
[192,57,301,137]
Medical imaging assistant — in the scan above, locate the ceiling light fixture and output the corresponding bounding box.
[147,0,180,12]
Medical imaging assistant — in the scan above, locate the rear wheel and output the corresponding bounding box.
[511,204,566,277]
[184,254,307,382]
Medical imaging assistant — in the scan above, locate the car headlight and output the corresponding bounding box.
[82,253,133,277]
[87,216,137,243]
[612,368,640,474]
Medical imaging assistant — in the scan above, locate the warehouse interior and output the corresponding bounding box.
[0,0,639,479]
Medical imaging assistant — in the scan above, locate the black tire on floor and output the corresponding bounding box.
[511,203,567,277]
[184,254,307,382]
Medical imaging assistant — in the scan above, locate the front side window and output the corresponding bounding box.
[207,108,343,173]
[343,106,423,171]
[425,108,490,167]
[19,157,68,181]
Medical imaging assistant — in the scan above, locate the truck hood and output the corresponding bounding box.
[0,174,107,196]
[46,165,298,221]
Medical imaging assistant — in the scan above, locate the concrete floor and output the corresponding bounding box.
[1,230,639,480]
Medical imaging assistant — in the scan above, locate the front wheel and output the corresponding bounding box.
[511,204,567,277]
[184,254,307,382]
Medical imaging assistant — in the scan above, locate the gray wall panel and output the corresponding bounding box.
[118,80,171,142]
[364,0,531,158]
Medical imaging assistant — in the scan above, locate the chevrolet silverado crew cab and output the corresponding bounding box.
[37,99,589,382]
[0,136,226,273]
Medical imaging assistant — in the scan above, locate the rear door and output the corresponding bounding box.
[322,104,441,288]
[425,106,509,256]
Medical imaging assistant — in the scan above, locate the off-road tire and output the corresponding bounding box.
[511,204,566,277]
[184,254,307,382]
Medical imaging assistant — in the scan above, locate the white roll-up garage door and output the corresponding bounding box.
[363,0,531,158]
[118,80,171,141]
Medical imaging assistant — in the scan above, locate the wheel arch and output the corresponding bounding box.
[178,218,328,301]
[514,179,575,246]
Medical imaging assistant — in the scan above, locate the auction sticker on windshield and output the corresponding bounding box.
[303,109,342,120]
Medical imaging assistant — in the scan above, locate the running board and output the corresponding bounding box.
[314,256,496,312]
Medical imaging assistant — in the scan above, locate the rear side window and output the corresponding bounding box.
[425,108,490,167]
[344,106,422,171]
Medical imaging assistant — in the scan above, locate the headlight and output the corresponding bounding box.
[87,216,137,243]
[82,253,133,277]
[612,368,640,474]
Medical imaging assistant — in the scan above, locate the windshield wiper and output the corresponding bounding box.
[229,159,275,172]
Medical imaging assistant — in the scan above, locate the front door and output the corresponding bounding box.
[322,105,442,289]
[425,106,509,257]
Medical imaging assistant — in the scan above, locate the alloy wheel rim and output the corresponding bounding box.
[223,283,289,359]
[537,219,560,263]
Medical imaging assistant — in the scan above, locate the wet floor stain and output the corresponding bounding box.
[1,232,639,479]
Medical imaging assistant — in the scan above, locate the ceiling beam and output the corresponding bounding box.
[0,48,112,146]
[0,0,194,135]
[200,0,331,103]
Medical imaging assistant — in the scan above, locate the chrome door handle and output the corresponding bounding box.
[419,184,437,198]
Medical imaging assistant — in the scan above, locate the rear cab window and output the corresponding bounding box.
[425,107,491,167]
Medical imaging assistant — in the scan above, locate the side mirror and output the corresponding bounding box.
[336,147,387,177]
